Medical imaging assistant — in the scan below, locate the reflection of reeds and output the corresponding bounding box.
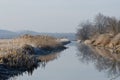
[0,46,62,80]
[77,43,120,80]
[0,34,65,68]
[0,52,39,80]
[0,34,65,66]
[39,52,60,62]
[0,34,66,80]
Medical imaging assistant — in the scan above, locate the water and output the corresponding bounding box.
[9,42,120,80]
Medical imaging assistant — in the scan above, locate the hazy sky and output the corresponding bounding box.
[0,0,120,33]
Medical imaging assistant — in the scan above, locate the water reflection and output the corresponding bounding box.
[0,51,62,80]
[38,51,61,68]
[77,43,120,80]
[0,64,38,80]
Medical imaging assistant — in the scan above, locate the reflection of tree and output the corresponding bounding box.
[77,43,98,63]
[0,51,62,80]
[77,43,120,80]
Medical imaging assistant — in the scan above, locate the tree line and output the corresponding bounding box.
[77,13,120,41]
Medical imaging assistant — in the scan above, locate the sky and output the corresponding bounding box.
[0,0,120,33]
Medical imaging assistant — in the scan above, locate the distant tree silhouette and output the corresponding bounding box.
[77,13,120,40]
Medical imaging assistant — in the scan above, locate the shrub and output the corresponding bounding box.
[77,13,120,41]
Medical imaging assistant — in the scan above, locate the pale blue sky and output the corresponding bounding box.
[0,0,120,32]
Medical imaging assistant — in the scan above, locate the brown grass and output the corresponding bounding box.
[0,34,65,68]
[16,34,60,47]
[0,34,61,54]
[0,51,39,68]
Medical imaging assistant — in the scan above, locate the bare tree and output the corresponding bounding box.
[94,13,110,34]
[107,17,118,35]
[77,13,120,41]
[77,21,96,40]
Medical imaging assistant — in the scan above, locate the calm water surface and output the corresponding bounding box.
[9,42,120,80]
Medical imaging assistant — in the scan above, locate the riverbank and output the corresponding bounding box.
[77,14,120,54]
[83,33,120,53]
[0,34,69,71]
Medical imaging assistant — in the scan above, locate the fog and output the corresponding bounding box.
[0,0,120,32]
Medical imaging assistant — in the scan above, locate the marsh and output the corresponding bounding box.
[4,42,120,80]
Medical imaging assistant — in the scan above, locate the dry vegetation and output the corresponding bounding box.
[0,34,65,68]
[77,43,120,80]
[77,13,120,52]
[77,13,120,41]
[0,34,60,48]
[0,34,62,54]
[0,52,39,68]
[16,34,60,47]
[76,14,120,79]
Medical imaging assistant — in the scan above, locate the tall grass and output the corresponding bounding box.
[0,34,62,54]
[0,34,65,68]
[0,51,39,68]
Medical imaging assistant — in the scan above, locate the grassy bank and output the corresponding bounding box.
[0,34,66,69]
[0,52,38,68]
[77,13,120,53]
